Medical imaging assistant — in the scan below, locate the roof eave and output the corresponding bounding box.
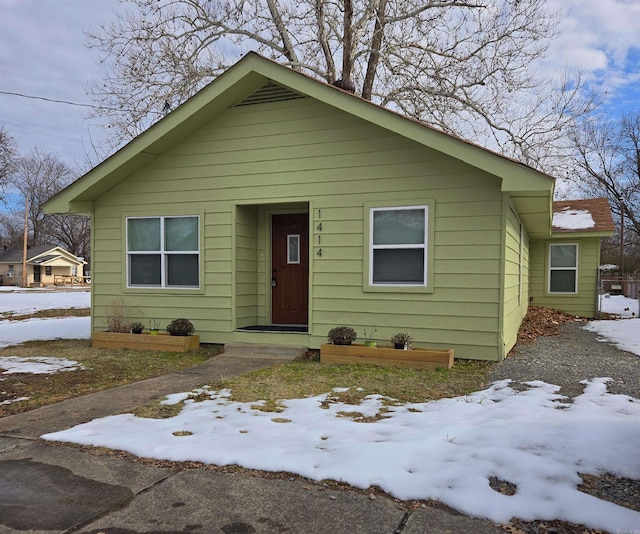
[45,60,270,213]
[45,53,555,221]
[551,230,615,238]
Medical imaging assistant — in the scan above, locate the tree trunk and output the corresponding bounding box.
[266,0,300,68]
[362,0,387,100]
[341,0,353,82]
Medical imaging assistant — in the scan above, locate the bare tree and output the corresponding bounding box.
[9,149,75,247]
[0,211,24,249]
[44,213,91,268]
[0,125,17,195]
[87,0,593,170]
[571,113,640,263]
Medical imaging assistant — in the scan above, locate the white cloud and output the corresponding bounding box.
[545,0,640,102]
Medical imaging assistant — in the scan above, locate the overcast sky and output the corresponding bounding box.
[1,0,640,174]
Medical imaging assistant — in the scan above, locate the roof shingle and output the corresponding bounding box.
[552,198,615,234]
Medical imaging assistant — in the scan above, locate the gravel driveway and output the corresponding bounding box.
[486,319,640,532]
[488,319,640,399]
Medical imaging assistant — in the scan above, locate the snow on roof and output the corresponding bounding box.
[552,198,615,234]
[552,208,595,230]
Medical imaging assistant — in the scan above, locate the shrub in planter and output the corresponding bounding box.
[130,321,145,334]
[327,326,357,345]
[391,332,412,349]
[106,299,130,333]
[166,318,195,336]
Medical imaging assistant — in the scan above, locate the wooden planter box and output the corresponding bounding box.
[320,343,454,370]
[92,332,200,352]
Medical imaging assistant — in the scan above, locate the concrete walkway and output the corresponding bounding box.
[0,354,504,533]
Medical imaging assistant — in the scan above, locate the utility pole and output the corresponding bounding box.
[619,200,625,279]
[21,196,28,288]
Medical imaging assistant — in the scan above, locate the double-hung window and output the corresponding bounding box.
[127,216,199,288]
[370,206,428,286]
[548,243,577,294]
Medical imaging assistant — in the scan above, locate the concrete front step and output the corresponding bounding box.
[223,343,308,360]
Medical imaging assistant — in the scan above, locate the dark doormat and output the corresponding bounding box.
[238,325,308,333]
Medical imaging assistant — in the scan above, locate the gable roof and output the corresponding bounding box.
[0,245,85,265]
[44,52,555,237]
[552,198,615,236]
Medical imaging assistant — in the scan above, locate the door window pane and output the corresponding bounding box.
[287,234,300,264]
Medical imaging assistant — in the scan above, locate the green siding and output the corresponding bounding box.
[529,236,600,317]
[235,205,258,328]
[91,98,511,360]
[501,197,530,358]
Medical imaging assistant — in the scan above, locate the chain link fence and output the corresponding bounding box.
[598,275,640,318]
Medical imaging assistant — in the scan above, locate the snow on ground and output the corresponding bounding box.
[42,379,640,532]
[2,290,640,531]
[583,318,640,356]
[0,288,90,315]
[0,316,91,348]
[0,356,85,374]
[0,396,30,406]
[598,295,639,318]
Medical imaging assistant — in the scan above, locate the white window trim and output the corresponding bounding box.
[126,215,200,289]
[369,205,428,287]
[548,242,578,294]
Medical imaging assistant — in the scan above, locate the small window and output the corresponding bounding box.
[287,234,300,264]
[45,266,52,276]
[7,265,14,275]
[549,243,577,294]
[127,216,200,288]
[370,206,428,286]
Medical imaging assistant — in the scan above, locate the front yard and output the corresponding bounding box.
[0,339,217,416]
[0,333,489,417]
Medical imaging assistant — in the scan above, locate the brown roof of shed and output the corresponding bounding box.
[552,198,615,234]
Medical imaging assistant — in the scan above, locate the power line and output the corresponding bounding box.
[0,90,159,115]
[0,90,95,108]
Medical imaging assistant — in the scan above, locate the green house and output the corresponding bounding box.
[531,198,615,317]
[45,53,614,360]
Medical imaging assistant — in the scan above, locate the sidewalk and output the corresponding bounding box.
[0,354,504,533]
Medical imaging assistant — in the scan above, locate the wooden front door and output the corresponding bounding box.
[33,265,41,283]
[271,213,309,325]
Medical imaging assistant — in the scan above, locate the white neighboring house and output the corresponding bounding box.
[0,244,87,287]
